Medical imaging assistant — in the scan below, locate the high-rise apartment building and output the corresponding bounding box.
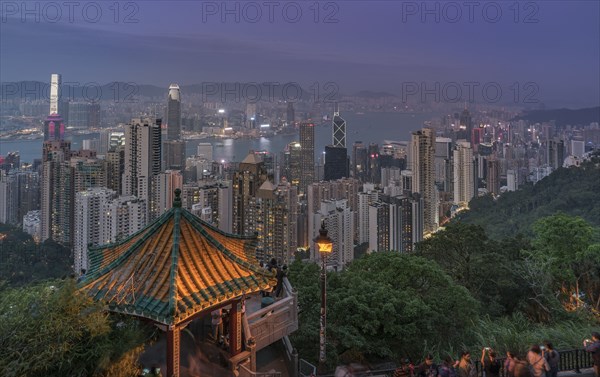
[232,153,268,236]
[283,142,302,187]
[299,122,315,194]
[151,170,183,220]
[312,199,354,270]
[74,188,116,274]
[41,140,72,243]
[486,158,500,196]
[410,128,437,233]
[453,140,474,206]
[122,118,162,216]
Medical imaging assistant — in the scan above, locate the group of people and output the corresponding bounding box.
[395,332,600,377]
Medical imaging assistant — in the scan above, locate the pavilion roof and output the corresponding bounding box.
[79,190,276,326]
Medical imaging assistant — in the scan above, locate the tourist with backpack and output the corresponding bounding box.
[584,332,600,377]
[527,345,550,377]
[543,342,559,377]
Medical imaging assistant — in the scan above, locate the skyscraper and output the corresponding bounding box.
[324,145,349,181]
[486,158,500,196]
[43,114,65,141]
[166,84,182,140]
[299,122,315,194]
[283,142,302,187]
[41,140,72,243]
[367,143,381,184]
[122,118,162,217]
[286,102,295,125]
[352,141,368,182]
[453,141,474,206]
[332,104,346,147]
[232,153,268,236]
[410,128,437,233]
[49,73,61,115]
[163,140,186,171]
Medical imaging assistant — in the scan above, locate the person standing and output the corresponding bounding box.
[584,332,600,377]
[513,355,532,377]
[505,352,516,377]
[415,354,438,377]
[211,308,223,344]
[543,342,559,377]
[481,348,501,377]
[439,356,457,377]
[458,351,475,377]
[527,345,550,377]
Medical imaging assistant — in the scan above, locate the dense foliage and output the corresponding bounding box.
[457,155,600,239]
[0,280,154,377]
[0,224,72,287]
[290,213,600,369]
[289,253,479,368]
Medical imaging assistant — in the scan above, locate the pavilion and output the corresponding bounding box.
[79,189,281,377]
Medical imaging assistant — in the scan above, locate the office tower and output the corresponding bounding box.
[106,146,124,195]
[435,137,453,192]
[486,159,500,196]
[151,170,183,219]
[506,170,518,192]
[410,128,437,233]
[0,171,18,224]
[43,114,65,141]
[68,102,100,129]
[254,150,276,182]
[471,126,484,151]
[71,157,107,193]
[246,103,257,129]
[255,179,298,264]
[312,199,354,270]
[332,104,346,147]
[324,145,349,181]
[197,143,214,160]
[366,143,381,184]
[283,142,302,187]
[166,84,182,140]
[547,139,565,169]
[460,108,473,141]
[163,140,186,171]
[368,202,390,252]
[122,118,162,212]
[286,102,295,125]
[453,141,474,206]
[49,73,62,115]
[299,122,315,194]
[74,188,116,274]
[352,141,368,182]
[41,140,72,243]
[232,153,268,235]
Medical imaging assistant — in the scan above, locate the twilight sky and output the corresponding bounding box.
[1,1,599,107]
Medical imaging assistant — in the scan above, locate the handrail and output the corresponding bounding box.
[238,362,282,377]
[314,348,596,377]
[246,295,294,322]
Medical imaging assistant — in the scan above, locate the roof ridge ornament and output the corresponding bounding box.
[173,188,182,208]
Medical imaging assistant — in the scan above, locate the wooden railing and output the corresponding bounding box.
[246,277,299,352]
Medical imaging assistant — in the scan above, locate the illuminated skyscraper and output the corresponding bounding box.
[352,141,368,182]
[43,114,65,141]
[49,73,61,115]
[410,128,437,233]
[232,153,268,236]
[453,140,474,206]
[166,84,182,140]
[299,122,315,194]
[332,104,346,147]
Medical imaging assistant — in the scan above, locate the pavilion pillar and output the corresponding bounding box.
[166,326,181,377]
[229,299,242,356]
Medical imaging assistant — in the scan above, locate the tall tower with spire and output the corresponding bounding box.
[332,103,346,148]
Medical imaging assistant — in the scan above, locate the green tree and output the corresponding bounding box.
[289,253,479,368]
[0,280,153,376]
[530,213,600,314]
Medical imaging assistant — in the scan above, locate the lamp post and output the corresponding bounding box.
[314,221,333,371]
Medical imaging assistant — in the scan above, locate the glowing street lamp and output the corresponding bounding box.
[314,221,332,370]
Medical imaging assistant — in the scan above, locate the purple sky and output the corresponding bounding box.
[1,1,599,107]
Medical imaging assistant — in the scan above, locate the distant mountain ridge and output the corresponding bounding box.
[513,106,600,127]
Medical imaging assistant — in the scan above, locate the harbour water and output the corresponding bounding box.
[1,112,437,164]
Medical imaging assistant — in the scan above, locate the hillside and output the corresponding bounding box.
[456,153,600,239]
